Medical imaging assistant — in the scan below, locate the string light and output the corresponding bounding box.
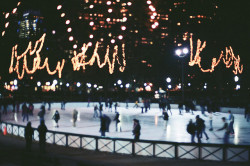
[71,42,126,74]
[189,36,243,74]
[9,34,65,79]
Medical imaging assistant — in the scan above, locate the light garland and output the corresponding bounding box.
[189,36,243,74]
[9,34,65,79]
[71,42,126,74]
[1,1,21,37]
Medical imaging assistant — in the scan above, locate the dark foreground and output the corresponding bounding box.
[0,133,248,166]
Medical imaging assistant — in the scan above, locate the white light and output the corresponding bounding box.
[175,49,182,56]
[57,5,62,10]
[87,83,92,88]
[69,36,74,41]
[53,80,58,85]
[73,44,77,49]
[234,76,239,82]
[125,83,130,88]
[37,81,41,87]
[107,1,111,5]
[144,83,147,87]
[183,48,189,54]
[118,35,123,40]
[121,26,126,31]
[46,82,50,86]
[88,42,92,46]
[204,85,207,89]
[236,85,240,90]
[65,20,70,25]
[66,83,70,87]
[127,2,132,6]
[151,24,156,29]
[89,21,94,26]
[106,18,111,22]
[120,85,123,88]
[89,5,94,8]
[111,39,115,43]
[89,34,94,39]
[60,82,63,85]
[77,82,81,87]
[52,30,56,34]
[114,83,117,86]
[13,79,18,86]
[168,85,172,89]
[67,27,72,32]
[188,83,191,86]
[94,84,97,88]
[117,80,122,85]
[166,77,171,83]
[108,8,113,13]
[178,85,181,89]
[147,1,152,5]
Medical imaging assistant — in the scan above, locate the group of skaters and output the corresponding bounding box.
[187,110,235,144]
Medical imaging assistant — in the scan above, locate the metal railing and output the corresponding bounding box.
[1,122,249,162]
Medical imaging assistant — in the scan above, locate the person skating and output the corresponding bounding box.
[228,110,235,135]
[52,110,60,128]
[25,121,34,151]
[217,117,230,144]
[187,119,196,143]
[22,103,29,122]
[163,110,169,129]
[72,109,78,127]
[99,104,103,117]
[114,112,121,132]
[100,115,106,136]
[103,114,111,132]
[132,119,141,140]
[38,105,45,123]
[38,120,48,152]
[196,115,209,143]
[93,105,99,118]
[208,111,213,131]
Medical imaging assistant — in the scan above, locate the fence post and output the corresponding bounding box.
[153,143,156,157]
[223,145,227,161]
[80,136,82,149]
[65,134,68,147]
[198,144,202,160]
[95,138,99,151]
[53,132,56,145]
[175,143,178,159]
[113,140,116,153]
[132,141,135,156]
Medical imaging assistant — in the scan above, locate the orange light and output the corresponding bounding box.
[9,34,65,79]
[189,36,243,74]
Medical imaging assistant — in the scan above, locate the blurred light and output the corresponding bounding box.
[127,2,132,6]
[147,1,152,5]
[61,13,65,17]
[89,21,94,26]
[60,82,63,85]
[57,5,62,10]
[37,81,41,87]
[89,34,94,39]
[89,4,94,8]
[53,80,58,85]
[188,83,191,86]
[183,48,189,54]
[52,30,56,34]
[87,83,92,88]
[144,83,147,87]
[73,44,77,49]
[5,13,9,19]
[77,82,81,87]
[121,26,126,30]
[13,79,18,86]
[107,1,111,5]
[234,75,239,82]
[69,36,74,41]
[106,18,111,22]
[151,24,156,29]
[125,83,130,88]
[46,82,50,86]
[118,35,123,40]
[111,39,115,43]
[117,80,122,85]
[175,49,182,56]
[66,83,70,87]
[168,85,172,89]
[88,42,92,46]
[236,85,240,90]
[204,85,207,89]
[108,8,113,13]
[114,83,117,86]
[166,77,171,83]
[67,27,72,32]
[94,84,97,88]
[120,85,123,88]
[65,20,70,24]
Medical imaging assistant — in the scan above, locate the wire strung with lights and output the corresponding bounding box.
[1,1,21,37]
[189,35,243,74]
[9,34,65,79]
[71,42,126,74]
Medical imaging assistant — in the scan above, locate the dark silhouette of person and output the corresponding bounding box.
[103,114,111,132]
[187,119,196,143]
[25,121,34,151]
[38,120,48,152]
[52,110,60,127]
[132,119,141,140]
[100,116,106,136]
[114,112,121,132]
[22,103,29,122]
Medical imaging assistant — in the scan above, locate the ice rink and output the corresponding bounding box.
[2,102,250,145]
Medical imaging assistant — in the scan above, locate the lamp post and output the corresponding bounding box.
[175,48,189,102]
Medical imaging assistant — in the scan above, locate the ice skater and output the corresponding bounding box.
[22,103,29,122]
[217,117,230,144]
[100,115,106,136]
[52,110,60,128]
[208,111,213,131]
[72,109,78,127]
[228,110,235,134]
[187,119,196,143]
[132,119,141,140]
[114,112,121,132]
[93,105,99,118]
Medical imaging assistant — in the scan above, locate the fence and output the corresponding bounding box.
[1,121,249,162]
